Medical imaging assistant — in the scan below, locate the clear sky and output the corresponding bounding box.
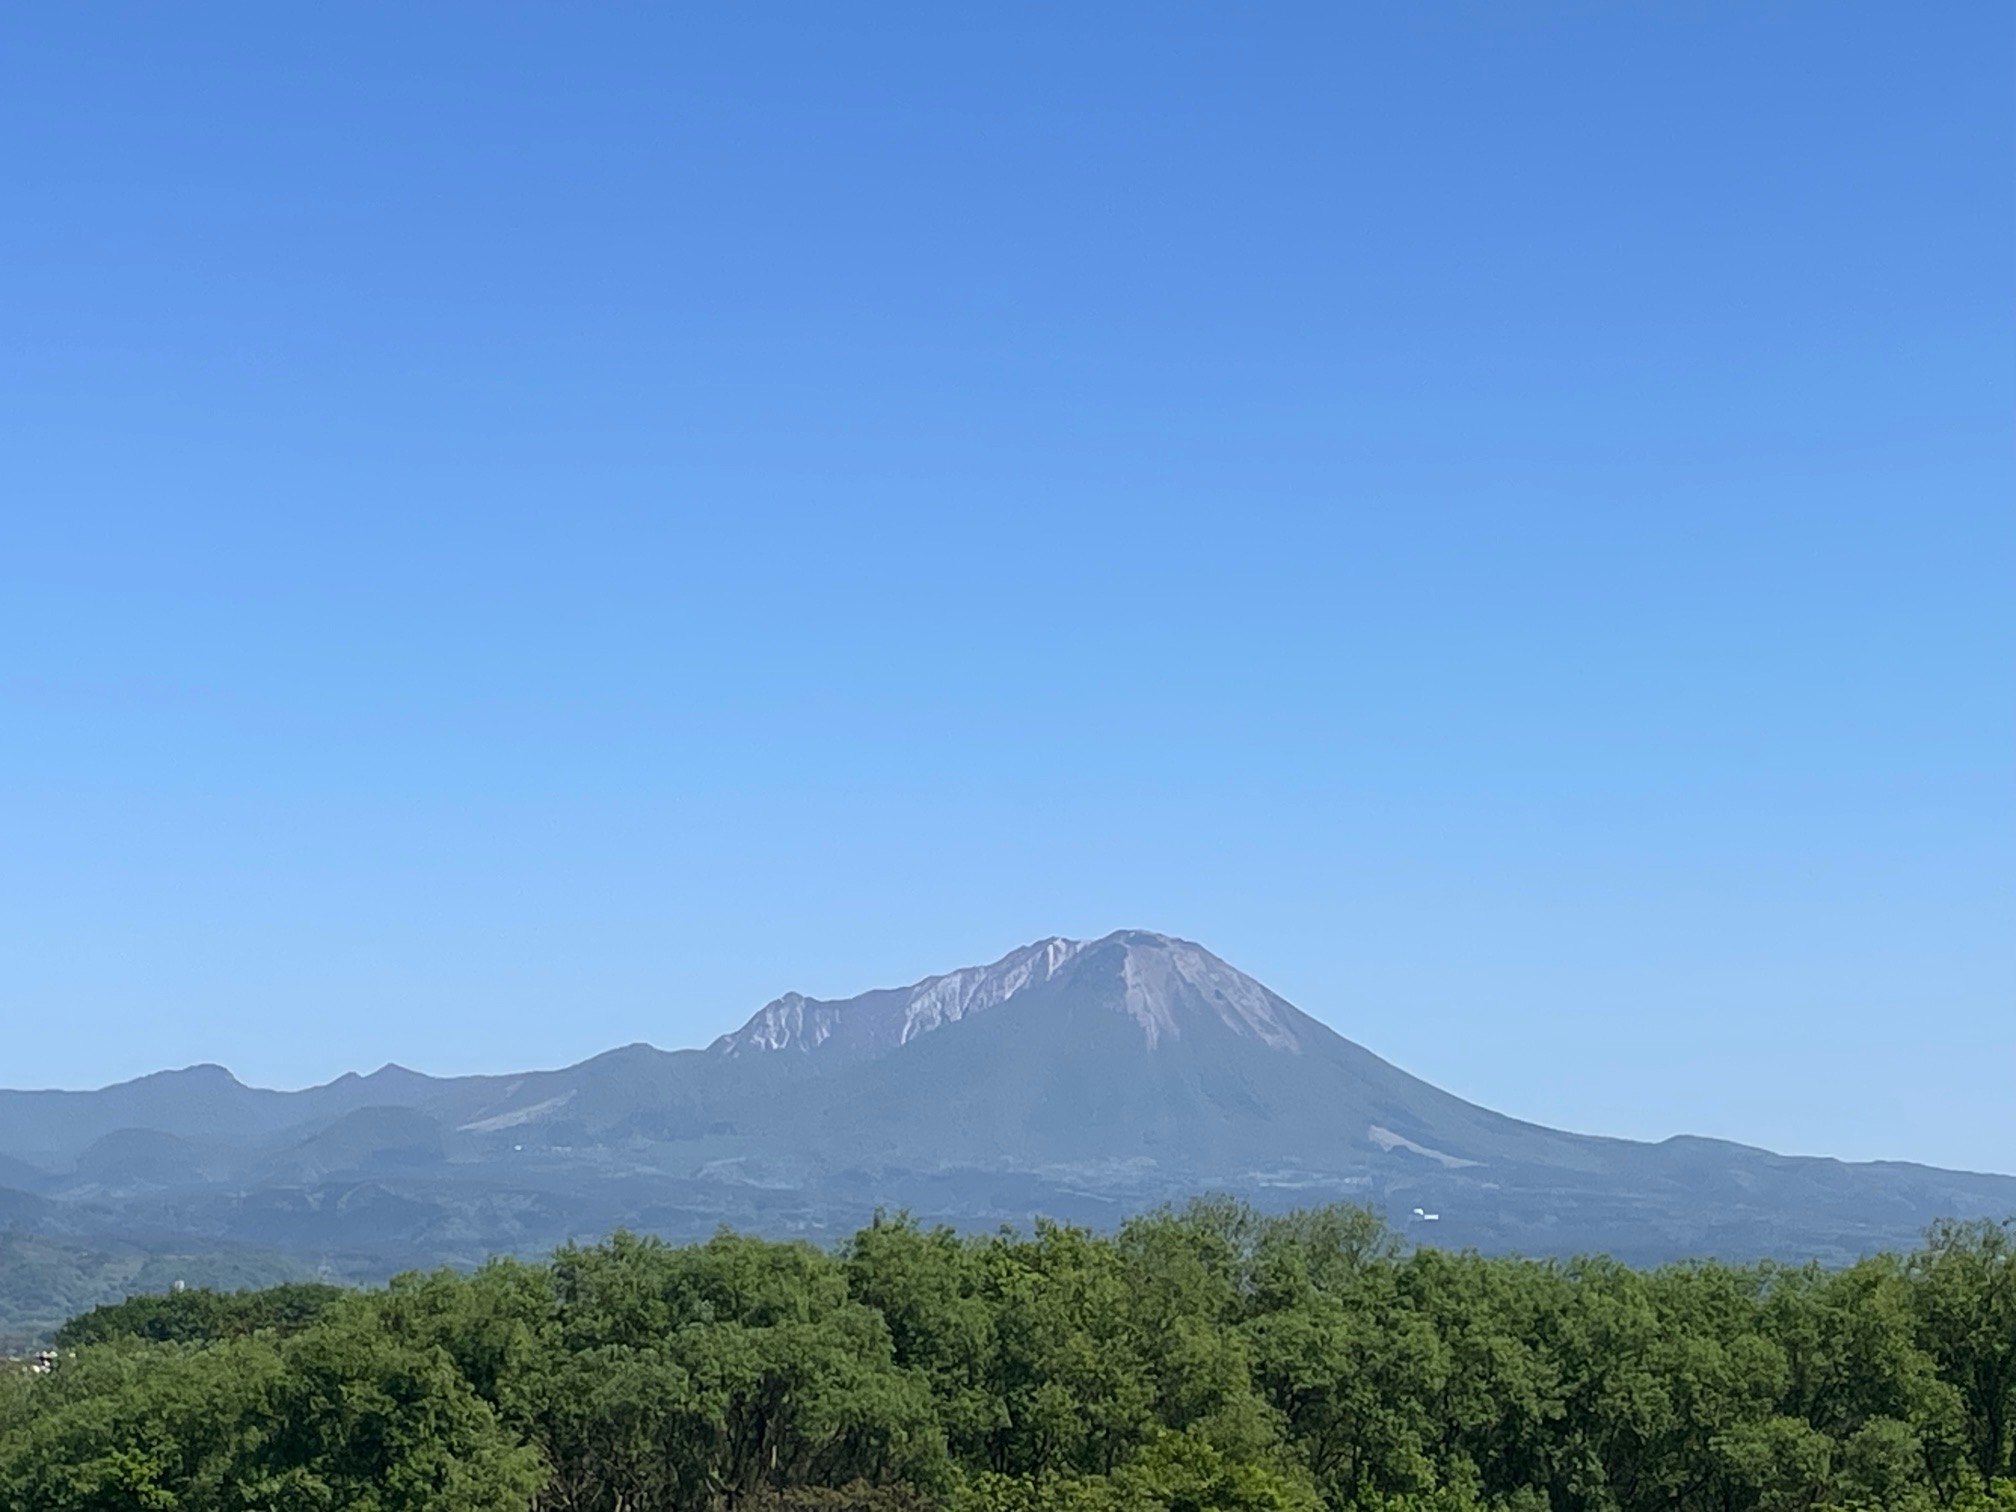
[3,3,2011,1173]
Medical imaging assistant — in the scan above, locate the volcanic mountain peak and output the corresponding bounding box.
[710,930,1312,1059]
[1098,930,1311,1052]
[3,930,2014,1281]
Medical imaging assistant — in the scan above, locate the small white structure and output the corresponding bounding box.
[1411,1207,1440,1222]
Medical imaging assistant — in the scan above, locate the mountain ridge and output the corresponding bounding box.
[1,930,2009,1286]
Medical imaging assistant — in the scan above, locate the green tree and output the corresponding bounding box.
[55,1281,348,1349]
[0,1336,283,1510]
[1911,1220,2016,1492]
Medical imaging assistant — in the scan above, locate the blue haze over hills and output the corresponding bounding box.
[1,932,2010,1317]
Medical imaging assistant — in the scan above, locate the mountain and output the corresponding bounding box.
[2,930,2010,1318]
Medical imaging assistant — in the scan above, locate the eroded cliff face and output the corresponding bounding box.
[709,930,1315,1059]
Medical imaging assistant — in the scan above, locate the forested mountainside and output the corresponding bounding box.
[4,934,2013,1300]
[3,1204,2013,1512]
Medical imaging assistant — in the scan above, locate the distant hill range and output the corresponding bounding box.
[3,931,2011,1299]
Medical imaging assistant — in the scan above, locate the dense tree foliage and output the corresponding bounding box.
[54,1279,347,1348]
[4,1205,2012,1511]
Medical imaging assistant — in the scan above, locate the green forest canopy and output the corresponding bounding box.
[2,1204,2012,1512]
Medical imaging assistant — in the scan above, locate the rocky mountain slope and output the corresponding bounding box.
[2,931,2009,1289]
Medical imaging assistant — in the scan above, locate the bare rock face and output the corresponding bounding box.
[711,936,1089,1059]
[710,930,1312,1059]
[1090,930,1312,1052]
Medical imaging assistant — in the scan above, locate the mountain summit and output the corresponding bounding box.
[1,931,2011,1287]
[712,932,1311,1060]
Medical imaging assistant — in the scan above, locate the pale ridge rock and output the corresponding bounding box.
[723,992,843,1054]
[713,937,1092,1057]
[1112,934,1306,1052]
[1368,1123,1482,1168]
[458,1091,576,1134]
[899,936,1086,1043]
[712,930,1309,1058]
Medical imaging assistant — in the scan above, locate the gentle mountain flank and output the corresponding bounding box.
[1,930,2010,1320]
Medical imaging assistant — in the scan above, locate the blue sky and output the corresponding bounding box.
[4,3,2011,1173]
